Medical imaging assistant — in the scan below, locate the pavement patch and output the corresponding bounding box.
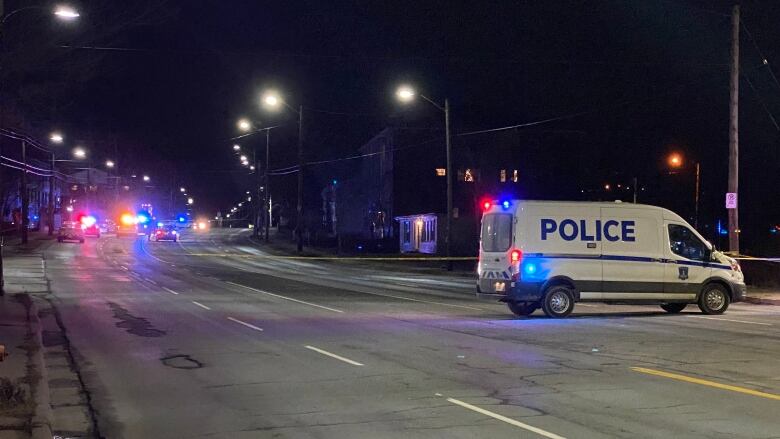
[107,302,166,337]
[160,354,203,370]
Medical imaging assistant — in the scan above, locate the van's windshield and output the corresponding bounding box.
[481,213,512,252]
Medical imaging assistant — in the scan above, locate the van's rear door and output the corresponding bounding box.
[478,212,514,293]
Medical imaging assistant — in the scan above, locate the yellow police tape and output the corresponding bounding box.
[183,253,478,261]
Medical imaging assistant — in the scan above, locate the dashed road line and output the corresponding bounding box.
[144,278,158,286]
[227,316,263,332]
[442,395,567,439]
[191,301,211,310]
[304,345,364,366]
[689,316,772,326]
[632,367,780,401]
[226,281,344,313]
[163,287,180,295]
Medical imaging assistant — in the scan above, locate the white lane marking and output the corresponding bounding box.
[689,316,772,326]
[120,266,129,271]
[226,281,344,313]
[304,345,364,366]
[163,287,180,295]
[191,301,211,310]
[144,278,158,285]
[227,316,263,332]
[368,291,484,311]
[444,396,567,439]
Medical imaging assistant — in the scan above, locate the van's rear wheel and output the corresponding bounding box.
[698,284,730,315]
[660,303,687,313]
[507,301,538,316]
[541,286,575,318]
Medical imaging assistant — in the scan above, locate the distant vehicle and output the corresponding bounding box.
[83,223,101,238]
[476,200,746,318]
[150,224,178,242]
[57,221,85,243]
[117,213,139,237]
[100,220,117,234]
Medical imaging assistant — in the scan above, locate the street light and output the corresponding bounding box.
[143,175,150,182]
[237,119,252,132]
[233,144,241,151]
[72,147,86,158]
[395,84,453,270]
[50,132,64,143]
[105,160,115,168]
[53,5,80,20]
[188,197,194,205]
[668,152,683,168]
[239,155,248,162]
[396,85,415,102]
[180,187,186,193]
[262,88,304,251]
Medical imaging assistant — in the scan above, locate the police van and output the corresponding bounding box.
[476,200,746,318]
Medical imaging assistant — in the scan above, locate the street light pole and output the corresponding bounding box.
[296,105,304,253]
[727,4,740,253]
[265,128,271,243]
[20,140,28,244]
[444,99,453,271]
[48,153,55,235]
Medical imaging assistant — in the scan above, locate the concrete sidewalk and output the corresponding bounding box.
[744,287,780,305]
[0,294,48,439]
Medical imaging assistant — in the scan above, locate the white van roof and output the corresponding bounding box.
[493,200,687,224]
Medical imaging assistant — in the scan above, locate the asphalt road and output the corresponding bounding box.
[42,228,780,438]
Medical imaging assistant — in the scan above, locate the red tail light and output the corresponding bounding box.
[510,249,522,263]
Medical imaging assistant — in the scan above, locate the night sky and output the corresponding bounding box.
[3,0,780,252]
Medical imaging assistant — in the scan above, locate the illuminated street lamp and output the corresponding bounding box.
[396,85,415,102]
[237,118,252,132]
[233,144,241,151]
[180,187,186,193]
[72,147,86,158]
[105,160,115,168]
[239,155,248,162]
[262,88,304,251]
[187,197,194,205]
[50,132,64,143]
[249,165,255,170]
[53,5,80,20]
[395,83,453,270]
[143,175,150,182]
[668,152,683,168]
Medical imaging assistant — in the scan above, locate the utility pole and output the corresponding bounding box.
[728,4,740,253]
[20,140,27,244]
[296,105,304,253]
[694,162,701,229]
[48,153,54,235]
[253,142,260,237]
[444,99,453,271]
[264,128,270,243]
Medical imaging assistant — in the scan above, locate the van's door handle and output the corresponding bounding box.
[653,258,664,263]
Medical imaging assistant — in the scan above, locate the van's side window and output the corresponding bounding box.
[481,214,512,252]
[668,224,706,260]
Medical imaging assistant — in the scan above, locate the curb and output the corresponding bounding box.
[27,298,52,439]
[744,296,780,306]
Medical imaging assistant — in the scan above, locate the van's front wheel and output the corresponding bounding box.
[507,301,538,317]
[698,284,730,315]
[541,286,575,318]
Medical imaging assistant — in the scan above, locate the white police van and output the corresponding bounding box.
[477,200,746,318]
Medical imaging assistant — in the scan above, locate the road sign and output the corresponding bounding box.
[726,192,737,209]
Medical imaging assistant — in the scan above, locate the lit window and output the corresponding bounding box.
[435,168,446,176]
[464,169,475,182]
[512,170,518,182]
[500,169,506,182]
